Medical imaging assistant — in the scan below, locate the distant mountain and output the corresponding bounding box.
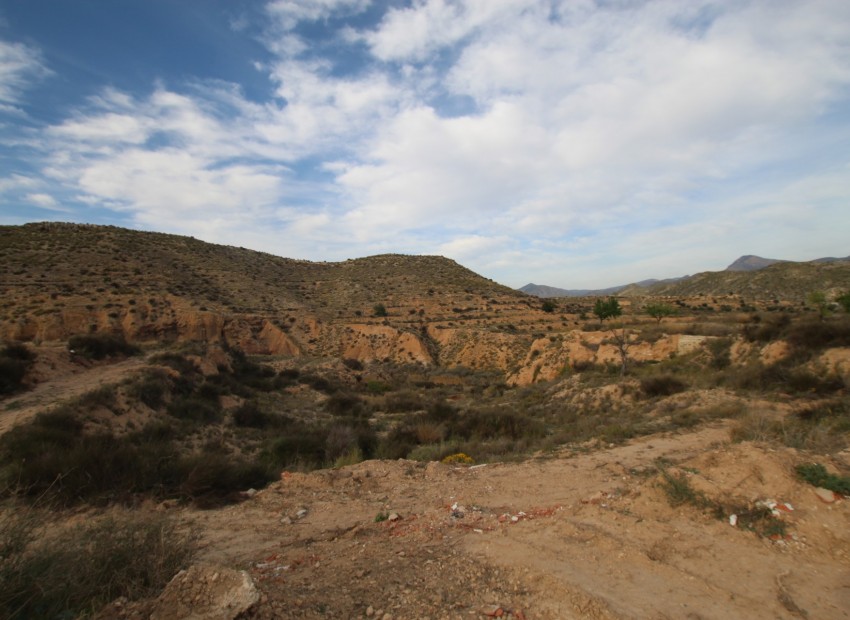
[641,259,850,301]
[522,254,849,299]
[519,275,688,298]
[724,255,785,272]
[518,283,625,298]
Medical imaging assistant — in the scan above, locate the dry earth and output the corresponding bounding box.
[96,422,850,620]
[0,346,149,435]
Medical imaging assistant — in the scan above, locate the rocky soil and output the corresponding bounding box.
[97,422,849,619]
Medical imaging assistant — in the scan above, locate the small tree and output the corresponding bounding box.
[645,302,675,325]
[836,291,850,314]
[372,303,388,317]
[593,297,622,325]
[608,325,632,377]
[541,299,557,313]
[806,291,829,321]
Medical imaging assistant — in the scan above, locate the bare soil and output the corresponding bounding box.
[157,422,850,620]
[0,348,149,434]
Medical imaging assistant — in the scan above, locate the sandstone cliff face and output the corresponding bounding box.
[2,301,715,387]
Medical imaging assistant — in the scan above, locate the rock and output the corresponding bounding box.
[388,512,401,522]
[149,563,259,620]
[366,605,374,616]
[814,487,837,503]
[296,507,309,519]
[480,604,504,617]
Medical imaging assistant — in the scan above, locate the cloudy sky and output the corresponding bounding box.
[1,0,849,289]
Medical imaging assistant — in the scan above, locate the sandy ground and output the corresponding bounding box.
[167,422,850,620]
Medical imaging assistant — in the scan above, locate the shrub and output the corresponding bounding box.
[176,453,273,507]
[325,392,365,417]
[342,358,364,371]
[68,333,140,360]
[384,390,424,412]
[640,375,687,397]
[442,452,474,464]
[795,463,850,495]
[262,426,329,470]
[232,401,268,428]
[128,369,171,409]
[166,395,222,423]
[0,510,195,619]
[784,318,850,356]
[0,343,35,395]
[742,313,790,343]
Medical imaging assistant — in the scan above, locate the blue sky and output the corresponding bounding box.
[1,0,849,289]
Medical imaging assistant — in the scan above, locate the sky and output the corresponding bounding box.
[1,0,849,290]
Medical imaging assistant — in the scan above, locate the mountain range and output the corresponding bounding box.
[520,254,850,298]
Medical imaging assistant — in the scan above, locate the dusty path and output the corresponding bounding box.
[177,422,849,619]
[0,356,148,435]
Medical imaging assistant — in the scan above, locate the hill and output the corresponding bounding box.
[637,259,850,300]
[724,254,784,271]
[524,254,849,300]
[1,222,849,619]
[518,283,625,297]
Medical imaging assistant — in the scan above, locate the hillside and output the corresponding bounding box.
[0,222,554,369]
[1,222,849,619]
[637,259,850,300]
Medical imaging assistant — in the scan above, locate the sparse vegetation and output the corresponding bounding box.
[593,297,622,324]
[68,333,140,360]
[0,509,195,619]
[644,302,675,324]
[795,462,850,495]
[0,343,35,395]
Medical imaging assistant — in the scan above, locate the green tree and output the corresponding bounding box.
[593,297,622,324]
[372,303,388,317]
[645,302,675,325]
[541,299,557,313]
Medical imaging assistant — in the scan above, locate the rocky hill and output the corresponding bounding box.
[724,254,784,271]
[0,222,552,370]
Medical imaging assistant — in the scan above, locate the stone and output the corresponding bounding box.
[388,512,401,522]
[149,563,259,620]
[814,487,837,503]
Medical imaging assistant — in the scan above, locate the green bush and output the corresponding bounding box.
[795,462,850,495]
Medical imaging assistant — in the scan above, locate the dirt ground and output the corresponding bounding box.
[3,352,849,619]
[0,347,150,435]
[146,421,849,620]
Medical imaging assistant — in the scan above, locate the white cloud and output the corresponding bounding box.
[266,0,371,31]
[0,39,48,108]
[9,0,850,287]
[24,192,58,208]
[0,173,39,193]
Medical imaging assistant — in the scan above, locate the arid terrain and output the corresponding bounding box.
[1,223,849,619]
